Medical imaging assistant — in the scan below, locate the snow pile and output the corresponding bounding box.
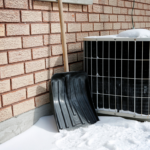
[1,115,150,150]
[85,29,150,39]
[117,29,150,38]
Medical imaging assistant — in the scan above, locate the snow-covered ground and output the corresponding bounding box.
[1,115,150,150]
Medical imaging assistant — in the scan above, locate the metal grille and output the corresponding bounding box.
[84,39,150,121]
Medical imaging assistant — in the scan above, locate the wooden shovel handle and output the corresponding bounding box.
[58,0,69,72]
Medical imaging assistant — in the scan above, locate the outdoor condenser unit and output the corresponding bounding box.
[84,36,150,121]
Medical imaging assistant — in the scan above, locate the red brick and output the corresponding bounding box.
[113,23,120,30]
[113,7,120,14]
[76,13,88,22]
[141,10,145,16]
[94,23,103,30]
[101,31,109,36]
[118,30,124,34]
[100,14,109,22]
[93,0,99,3]
[0,63,24,79]
[52,45,63,55]
[46,56,63,68]
[139,0,144,3]
[68,43,81,53]
[33,1,52,10]
[133,16,138,22]
[46,81,50,92]
[64,12,75,22]
[68,53,77,63]
[128,23,133,29]
[82,42,84,50]
[9,49,31,63]
[53,3,68,11]
[13,98,35,116]
[82,23,93,32]
[121,8,127,14]
[5,0,28,9]
[128,9,133,15]
[43,12,75,22]
[77,33,88,41]
[146,23,150,28]
[104,23,112,30]
[88,5,93,12]
[12,74,34,90]
[78,52,83,61]
[110,15,117,22]
[122,23,128,29]
[135,10,141,15]
[109,0,117,6]
[89,14,99,22]
[0,37,22,51]
[35,69,53,83]
[29,0,32,9]
[138,3,143,9]
[144,17,149,22]
[89,32,99,36]
[110,30,117,35]
[0,79,10,94]
[118,0,124,7]
[125,1,132,8]
[0,52,7,65]
[68,23,81,32]
[54,66,64,74]
[0,106,12,122]
[141,23,145,28]
[43,12,59,22]
[93,5,103,13]
[134,2,138,9]
[66,33,76,43]
[69,4,82,12]
[126,15,131,22]
[118,15,125,22]
[0,97,1,108]
[32,46,51,59]
[44,34,61,45]
[25,59,45,73]
[139,16,143,22]
[135,23,141,28]
[144,4,148,9]
[23,36,43,48]
[70,62,82,71]
[2,89,26,106]
[27,82,46,98]
[0,0,3,7]
[0,10,20,22]
[99,0,108,5]
[51,23,66,33]
[0,24,5,36]
[7,24,29,36]
[22,11,42,22]
[31,24,50,35]
[83,5,87,12]
[104,6,112,14]
[35,93,50,107]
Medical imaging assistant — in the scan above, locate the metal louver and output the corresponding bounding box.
[84,37,150,121]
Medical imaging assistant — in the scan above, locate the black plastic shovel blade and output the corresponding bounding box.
[51,71,99,131]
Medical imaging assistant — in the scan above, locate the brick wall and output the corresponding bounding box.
[0,0,150,123]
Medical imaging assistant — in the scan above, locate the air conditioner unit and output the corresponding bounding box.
[84,36,150,121]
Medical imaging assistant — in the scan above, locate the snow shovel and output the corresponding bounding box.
[51,0,99,131]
